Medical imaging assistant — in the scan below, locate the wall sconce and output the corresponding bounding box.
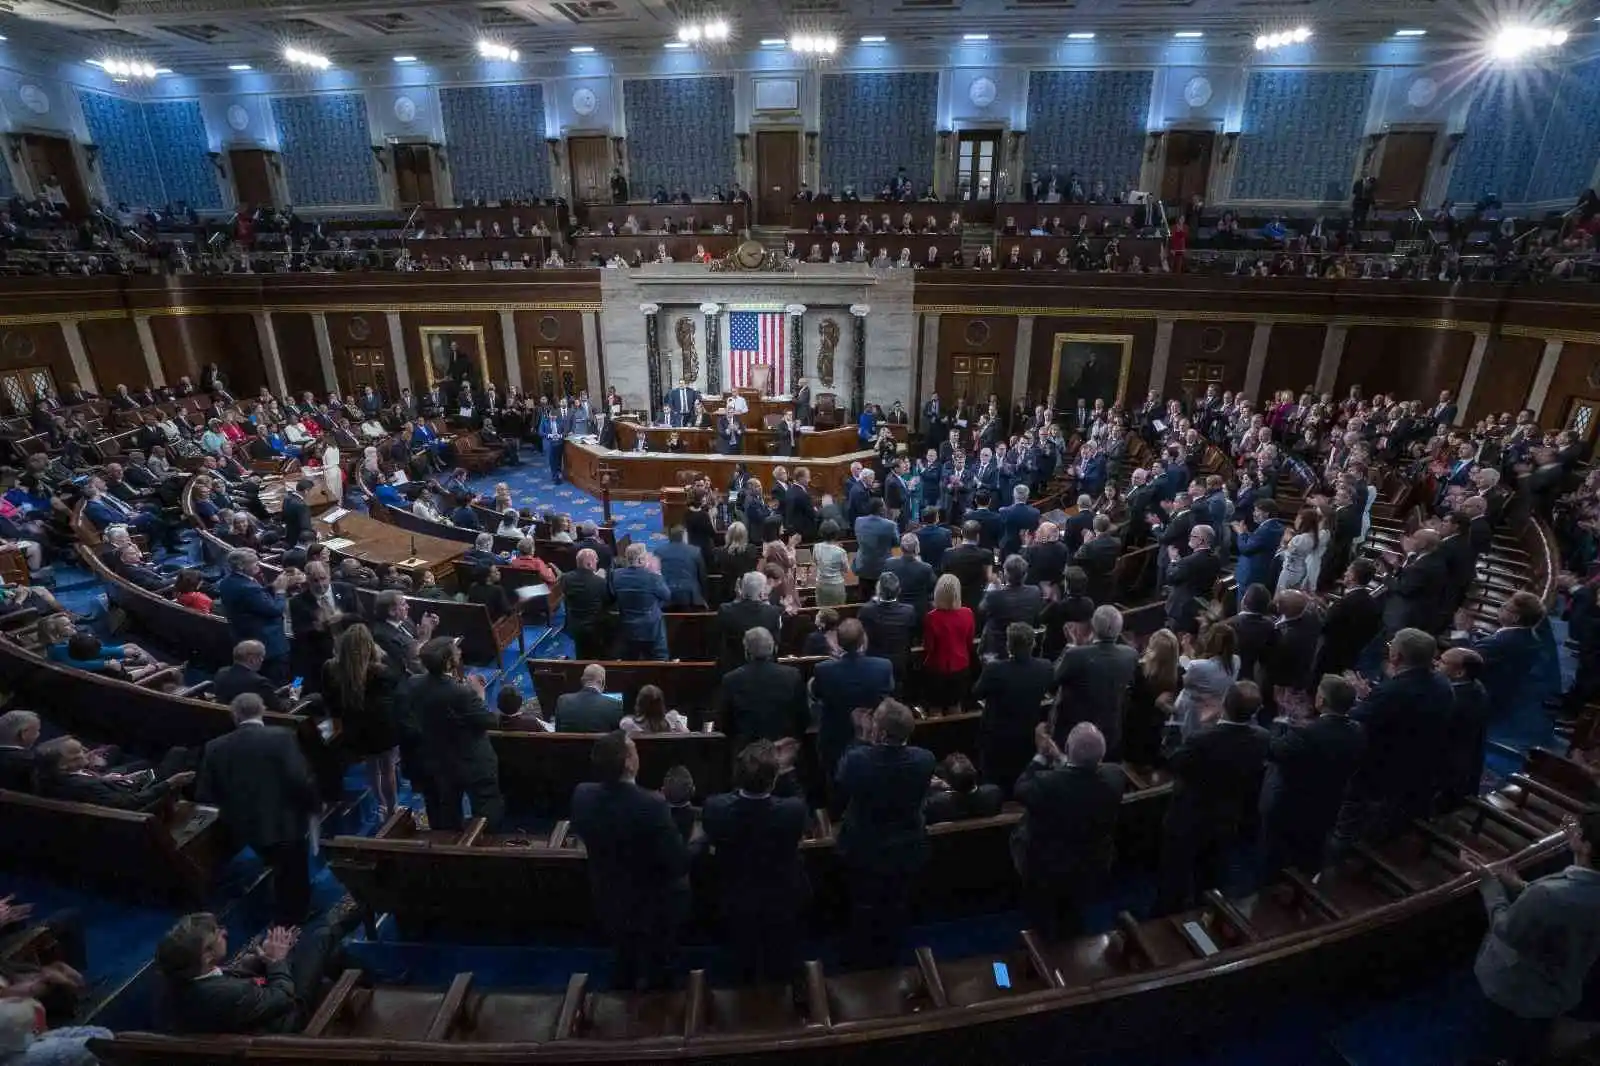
[269,155,282,178]
[546,137,562,167]
[735,133,748,163]
[1221,132,1240,163]
[430,143,447,171]
[804,131,817,162]
[1362,132,1385,169]
[611,136,625,168]
[370,144,388,172]
[4,135,23,166]
[1442,132,1465,164]
[82,144,100,173]
[1145,131,1166,161]
[206,151,225,177]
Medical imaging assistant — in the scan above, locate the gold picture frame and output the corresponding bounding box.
[1049,332,1134,411]
[418,325,488,389]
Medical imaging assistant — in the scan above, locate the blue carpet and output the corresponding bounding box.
[473,451,665,540]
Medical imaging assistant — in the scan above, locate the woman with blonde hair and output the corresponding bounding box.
[714,520,760,598]
[620,684,689,735]
[1126,629,1183,765]
[1175,622,1240,737]
[920,573,975,716]
[322,623,399,818]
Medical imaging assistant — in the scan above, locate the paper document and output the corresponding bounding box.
[317,507,349,524]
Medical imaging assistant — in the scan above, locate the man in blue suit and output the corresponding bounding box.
[217,548,295,681]
[834,698,936,967]
[716,412,744,456]
[1464,591,1550,746]
[542,399,573,484]
[664,379,700,428]
[610,542,671,660]
[853,497,899,592]
[1232,498,1284,596]
[998,484,1042,560]
[82,475,175,547]
[810,619,895,790]
[846,466,874,525]
[655,526,707,607]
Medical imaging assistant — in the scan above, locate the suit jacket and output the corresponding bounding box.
[701,790,810,916]
[1052,639,1138,753]
[162,957,303,1035]
[853,515,899,580]
[1230,612,1279,687]
[1166,720,1271,833]
[1235,518,1285,594]
[973,655,1054,765]
[812,653,896,776]
[212,665,285,711]
[39,767,182,811]
[559,569,611,641]
[0,745,33,791]
[915,524,952,569]
[572,780,690,925]
[834,742,937,872]
[1074,534,1122,604]
[978,583,1043,656]
[218,574,289,661]
[859,598,916,672]
[942,541,995,607]
[1013,759,1126,879]
[1348,666,1454,803]
[281,493,311,548]
[1260,713,1366,837]
[655,540,707,607]
[718,659,808,745]
[1383,549,1449,634]
[1062,510,1096,553]
[716,599,782,670]
[1444,678,1490,800]
[553,688,625,733]
[1471,625,1542,711]
[611,566,671,645]
[398,673,499,783]
[783,483,817,541]
[288,583,360,679]
[883,556,936,618]
[1165,549,1220,628]
[1267,613,1322,694]
[197,722,317,848]
[998,503,1041,558]
[1317,586,1384,676]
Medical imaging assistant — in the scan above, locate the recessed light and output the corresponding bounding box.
[392,55,417,63]
[1068,32,1096,40]
[570,45,595,53]
[86,58,105,68]
[154,67,173,74]
[228,63,252,71]
[1394,28,1427,37]
[1174,31,1204,38]
[759,38,785,47]
[664,41,689,49]
[860,35,886,43]
[0,35,8,41]
[962,33,989,41]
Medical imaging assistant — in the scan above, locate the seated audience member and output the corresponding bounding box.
[153,908,359,1035]
[923,752,1003,823]
[620,683,689,735]
[466,564,515,620]
[496,686,550,732]
[62,631,164,681]
[507,537,560,583]
[0,709,40,791]
[212,640,288,711]
[554,663,625,733]
[699,740,810,987]
[802,606,844,657]
[33,736,193,810]
[1013,721,1125,940]
[717,627,808,750]
[570,731,690,992]
[174,568,213,613]
[40,614,155,677]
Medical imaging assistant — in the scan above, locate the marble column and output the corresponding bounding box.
[1012,315,1035,407]
[1242,321,1273,402]
[253,311,288,398]
[1452,331,1491,426]
[1149,318,1175,398]
[498,310,522,392]
[787,304,807,394]
[384,312,412,396]
[58,320,96,393]
[583,312,602,395]
[918,313,941,428]
[133,315,165,387]
[702,303,722,394]
[849,304,868,416]
[642,303,662,422]
[1314,325,1347,396]
[1528,339,1566,418]
[310,312,338,393]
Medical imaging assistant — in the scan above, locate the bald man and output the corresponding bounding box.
[553,663,623,733]
[1382,527,1450,636]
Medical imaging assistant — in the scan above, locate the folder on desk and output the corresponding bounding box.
[318,507,349,524]
[321,537,355,551]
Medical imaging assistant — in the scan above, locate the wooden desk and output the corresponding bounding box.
[997,203,1151,232]
[320,511,467,583]
[394,236,550,261]
[565,438,870,502]
[612,421,860,459]
[568,235,740,262]
[787,200,989,230]
[788,233,963,266]
[581,202,748,233]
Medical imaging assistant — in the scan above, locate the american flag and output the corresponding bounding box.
[728,310,787,391]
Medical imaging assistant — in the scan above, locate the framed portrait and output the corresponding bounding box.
[1049,333,1133,415]
[418,326,486,388]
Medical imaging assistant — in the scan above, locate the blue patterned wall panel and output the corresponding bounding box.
[1025,70,1153,194]
[142,99,222,209]
[439,83,551,202]
[79,90,163,208]
[820,72,938,196]
[1525,59,1600,203]
[622,76,733,197]
[271,93,380,207]
[1446,72,1556,204]
[1232,71,1375,201]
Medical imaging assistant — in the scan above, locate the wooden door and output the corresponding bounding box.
[1160,132,1214,205]
[520,347,582,402]
[0,365,57,416]
[229,149,275,208]
[568,136,611,205]
[955,131,1002,201]
[1375,131,1436,207]
[23,135,86,215]
[393,145,436,206]
[945,355,998,411]
[756,130,800,225]
[339,348,390,399]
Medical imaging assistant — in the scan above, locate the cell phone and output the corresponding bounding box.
[290,677,303,690]
[992,961,1010,989]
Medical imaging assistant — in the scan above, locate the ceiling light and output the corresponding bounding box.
[1068,32,1096,39]
[1490,24,1568,59]
[1174,31,1204,39]
[476,40,519,62]
[392,55,417,63]
[227,63,252,71]
[677,19,730,46]
[0,36,8,41]
[962,33,989,41]
[789,34,839,56]
[664,41,689,49]
[98,58,162,78]
[569,45,594,53]
[759,38,785,46]
[860,35,886,43]
[154,67,172,74]
[283,46,331,70]
[1255,27,1312,50]
[1394,29,1427,37]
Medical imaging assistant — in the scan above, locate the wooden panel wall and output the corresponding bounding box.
[270,312,323,397]
[1163,320,1254,399]
[1027,316,1158,408]
[1335,326,1472,405]
[322,312,394,398]
[935,314,1019,409]
[398,310,506,393]
[512,310,587,399]
[1541,341,1600,430]
[1259,324,1326,403]
[0,322,77,399]
[77,318,145,393]
[212,313,267,396]
[145,316,192,387]
[1467,335,1542,425]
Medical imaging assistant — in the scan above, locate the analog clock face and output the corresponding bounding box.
[1183,76,1213,108]
[968,77,998,108]
[394,95,418,124]
[226,103,250,131]
[1407,77,1439,109]
[572,87,598,116]
[18,84,49,115]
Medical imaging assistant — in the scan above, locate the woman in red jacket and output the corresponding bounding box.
[920,573,975,717]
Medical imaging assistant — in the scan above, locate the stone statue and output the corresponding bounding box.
[674,315,699,383]
[817,317,840,388]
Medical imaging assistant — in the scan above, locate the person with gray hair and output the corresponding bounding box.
[979,554,1043,658]
[1051,604,1137,756]
[883,530,936,619]
[860,569,916,684]
[212,639,288,711]
[999,481,1041,559]
[0,709,40,790]
[217,548,297,681]
[715,570,782,671]
[612,541,672,660]
[1010,718,1125,940]
[1164,521,1221,634]
[718,625,808,750]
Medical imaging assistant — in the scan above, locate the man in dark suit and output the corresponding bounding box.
[1060,494,1097,553]
[1164,523,1220,634]
[1266,590,1323,704]
[655,526,707,608]
[1074,516,1122,605]
[1258,674,1366,877]
[979,555,1044,657]
[1439,647,1490,808]
[611,543,672,660]
[859,570,917,684]
[1230,583,1279,691]
[784,469,818,541]
[1012,720,1125,940]
[553,663,625,732]
[1052,605,1139,755]
[287,561,359,693]
[964,490,1004,550]
[559,549,613,661]
[973,622,1055,793]
[852,497,899,593]
[998,484,1041,560]
[0,709,39,791]
[571,731,690,991]
[664,380,701,428]
[774,412,802,457]
[810,619,896,788]
[699,739,810,985]
[1317,559,1384,676]
[218,549,295,682]
[834,699,936,967]
[213,640,289,711]
[716,571,782,671]
[35,735,194,810]
[1232,498,1285,597]
[1381,528,1449,636]
[716,412,744,456]
[197,694,318,924]
[1465,591,1546,724]
[372,590,436,679]
[941,520,995,614]
[883,532,937,620]
[280,479,313,548]
[397,638,503,831]
[793,378,812,427]
[717,627,808,750]
[1156,682,1271,913]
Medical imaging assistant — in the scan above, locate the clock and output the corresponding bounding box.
[226,103,250,131]
[1182,76,1213,109]
[572,87,598,117]
[968,76,998,108]
[1407,77,1439,109]
[393,95,417,124]
[17,84,48,116]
